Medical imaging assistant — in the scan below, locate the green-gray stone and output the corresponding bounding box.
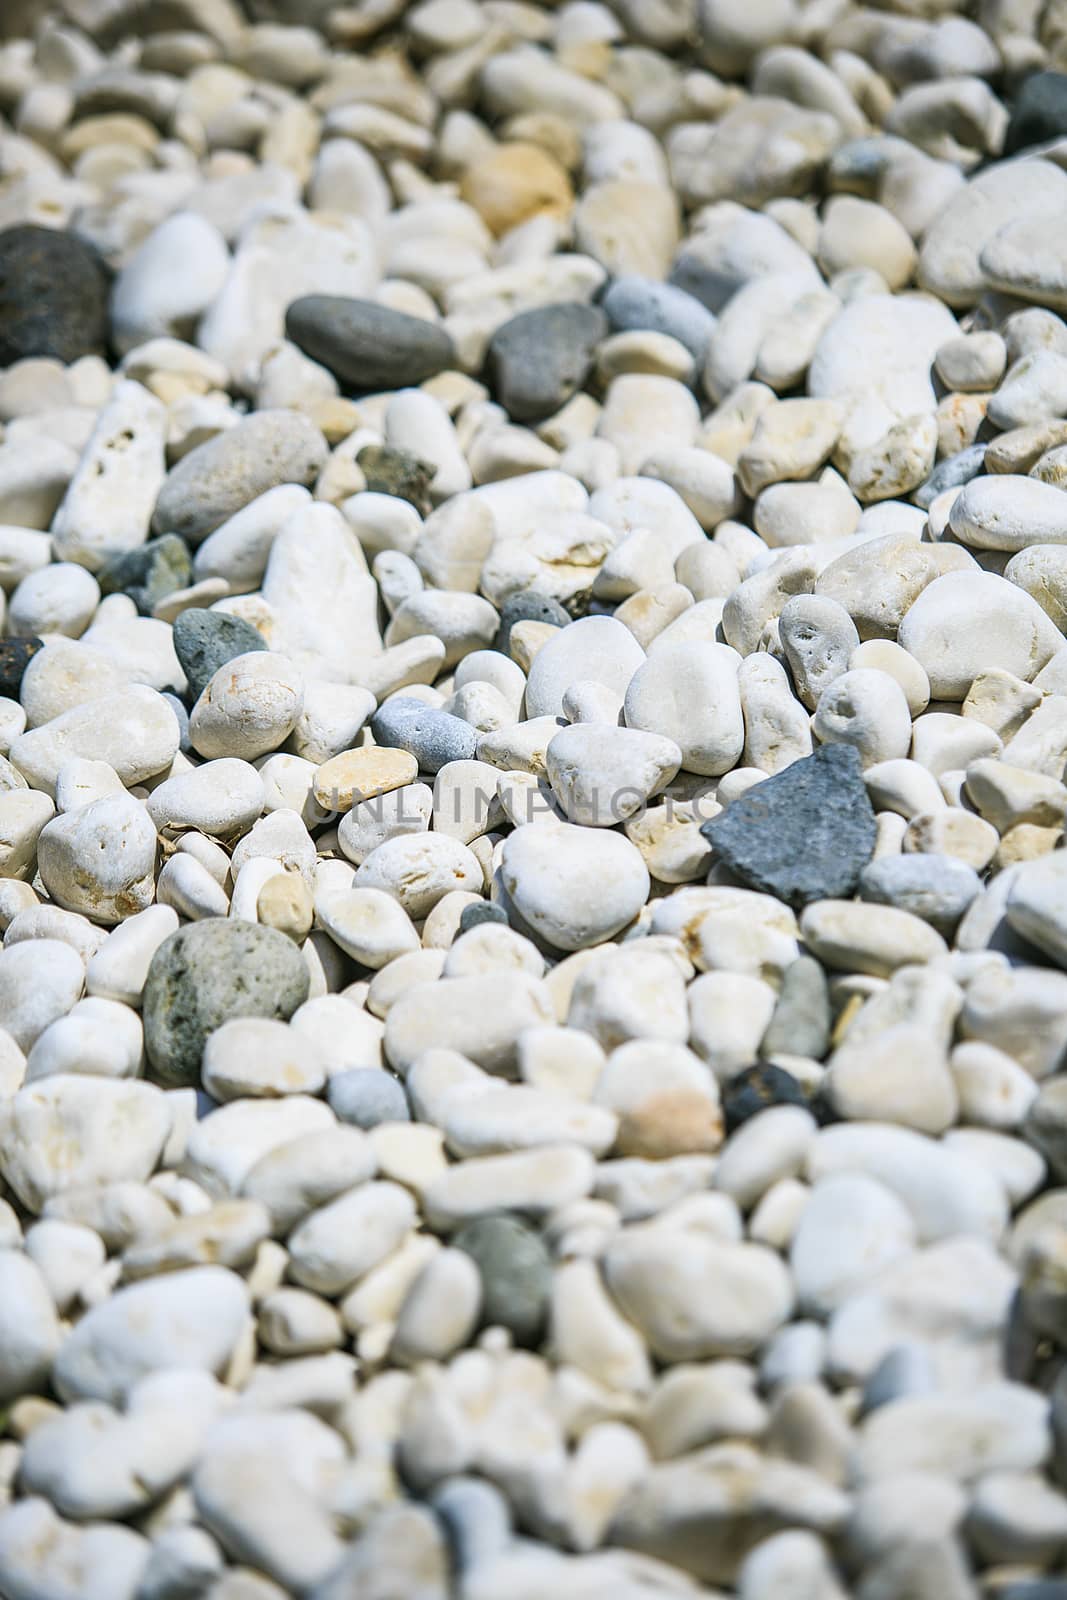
[357,444,436,515]
[453,1213,551,1346]
[98,534,192,616]
[172,607,267,703]
[142,919,310,1087]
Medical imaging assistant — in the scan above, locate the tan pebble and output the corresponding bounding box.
[904,807,999,870]
[309,397,366,445]
[314,748,419,812]
[509,619,558,672]
[995,823,1063,867]
[459,141,573,237]
[257,871,314,942]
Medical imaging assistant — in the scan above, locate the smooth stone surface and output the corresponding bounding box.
[286,295,455,391]
[500,822,650,951]
[487,302,608,423]
[173,608,267,703]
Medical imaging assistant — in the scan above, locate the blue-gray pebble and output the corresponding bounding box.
[329,1068,410,1128]
[370,696,479,774]
[602,275,717,364]
[172,607,268,704]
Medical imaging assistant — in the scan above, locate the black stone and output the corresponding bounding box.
[97,534,192,616]
[172,607,267,704]
[459,902,508,935]
[1005,70,1067,155]
[356,444,435,515]
[701,743,877,909]
[0,637,43,702]
[494,589,570,653]
[285,295,455,392]
[0,224,110,366]
[721,1063,809,1133]
[453,1213,552,1347]
[485,301,608,422]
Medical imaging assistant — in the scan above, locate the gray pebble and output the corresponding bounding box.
[285,295,455,391]
[602,274,717,363]
[859,853,982,937]
[486,302,608,422]
[913,443,987,511]
[458,902,508,936]
[328,1068,410,1128]
[861,1342,937,1415]
[431,1477,513,1574]
[152,409,328,546]
[370,696,479,775]
[494,590,570,653]
[702,744,877,909]
[172,607,267,704]
[760,954,831,1061]
[142,920,310,1087]
[97,534,192,616]
[452,1213,551,1347]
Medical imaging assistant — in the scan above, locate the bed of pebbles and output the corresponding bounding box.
[3,0,1067,1597]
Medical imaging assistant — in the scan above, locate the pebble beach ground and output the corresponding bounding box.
[4,0,1067,1596]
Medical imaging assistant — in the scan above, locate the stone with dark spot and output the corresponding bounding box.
[0,637,43,702]
[172,608,266,704]
[721,1063,809,1133]
[701,743,877,909]
[0,225,110,366]
[285,295,455,391]
[1005,71,1067,156]
[494,590,570,653]
[486,301,609,422]
[357,445,435,515]
[97,534,191,616]
[142,919,310,1088]
[453,1213,551,1346]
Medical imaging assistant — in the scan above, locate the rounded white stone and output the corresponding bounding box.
[500,822,650,951]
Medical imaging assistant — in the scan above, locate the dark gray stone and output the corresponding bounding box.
[459,902,508,935]
[1005,70,1067,155]
[859,852,982,937]
[142,919,310,1087]
[0,637,43,702]
[328,1068,410,1128]
[701,744,877,909]
[601,274,717,362]
[1023,1077,1067,1182]
[486,301,608,422]
[494,589,570,652]
[759,955,831,1061]
[721,1063,809,1133]
[285,295,455,391]
[370,696,479,775]
[0,224,110,366]
[357,444,435,514]
[172,607,267,703]
[453,1213,551,1346]
[913,444,986,511]
[97,534,191,616]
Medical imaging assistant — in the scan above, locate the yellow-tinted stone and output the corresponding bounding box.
[257,871,314,942]
[459,141,573,237]
[314,747,418,812]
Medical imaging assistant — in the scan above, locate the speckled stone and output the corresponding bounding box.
[357,445,436,515]
[0,225,109,365]
[142,919,310,1087]
[172,608,267,703]
[97,534,192,617]
[494,590,571,653]
[0,637,43,702]
[702,744,877,909]
[370,697,479,775]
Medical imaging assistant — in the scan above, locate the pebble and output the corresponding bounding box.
[487,303,608,423]
[0,224,110,365]
[286,295,455,392]
[142,919,310,1087]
